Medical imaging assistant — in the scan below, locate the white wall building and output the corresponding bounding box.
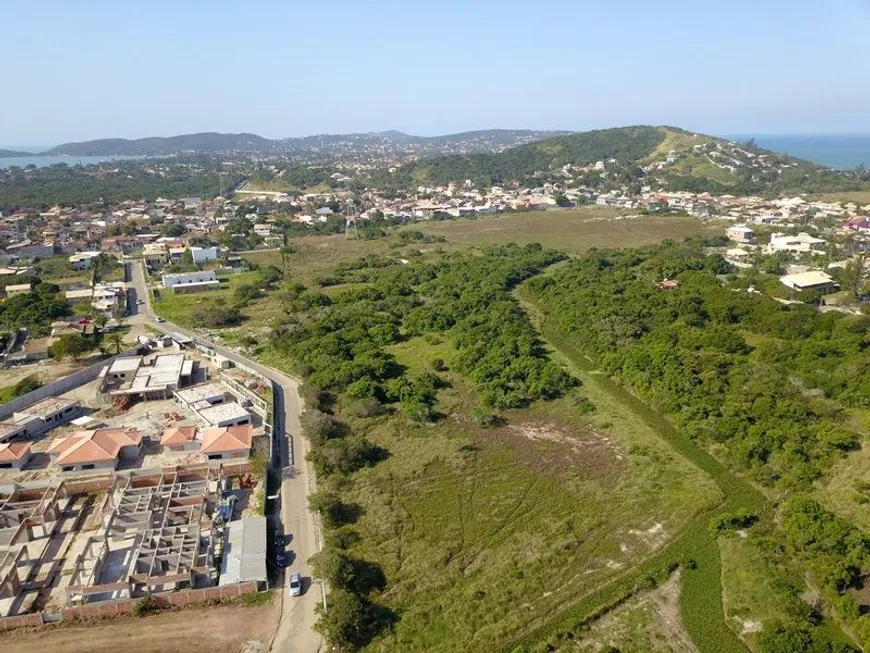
[162,270,219,292]
[189,246,219,265]
[767,232,826,255]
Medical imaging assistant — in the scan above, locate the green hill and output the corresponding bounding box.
[377,125,854,195]
[0,149,32,158]
[44,132,273,156]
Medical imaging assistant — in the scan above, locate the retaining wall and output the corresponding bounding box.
[0,348,139,420]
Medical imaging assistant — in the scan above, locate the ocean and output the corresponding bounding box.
[0,154,145,170]
[724,134,870,170]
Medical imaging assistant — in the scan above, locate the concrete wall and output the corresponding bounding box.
[0,348,139,421]
[0,582,261,631]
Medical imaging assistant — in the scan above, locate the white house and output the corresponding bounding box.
[189,246,219,265]
[162,270,219,292]
[69,251,102,270]
[726,225,755,244]
[767,232,826,255]
[780,270,840,293]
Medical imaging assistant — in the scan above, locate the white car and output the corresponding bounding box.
[289,572,302,597]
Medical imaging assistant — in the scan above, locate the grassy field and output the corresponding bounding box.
[809,191,870,205]
[151,270,283,328]
[814,436,870,533]
[335,331,720,652]
[719,536,790,650]
[242,235,393,288]
[548,571,696,652]
[399,209,720,254]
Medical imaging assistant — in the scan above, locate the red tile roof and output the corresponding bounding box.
[48,428,143,465]
[0,441,32,462]
[160,426,197,446]
[200,425,253,455]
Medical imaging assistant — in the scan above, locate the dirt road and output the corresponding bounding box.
[2,603,279,653]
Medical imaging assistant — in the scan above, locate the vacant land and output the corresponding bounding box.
[810,191,870,205]
[341,335,719,652]
[719,535,788,649]
[1,601,279,653]
[552,571,696,652]
[151,269,280,328]
[400,209,719,253]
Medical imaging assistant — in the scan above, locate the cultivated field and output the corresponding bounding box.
[398,208,719,253]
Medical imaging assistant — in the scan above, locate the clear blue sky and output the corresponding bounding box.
[3,0,870,146]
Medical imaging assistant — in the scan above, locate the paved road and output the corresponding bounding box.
[128,261,323,653]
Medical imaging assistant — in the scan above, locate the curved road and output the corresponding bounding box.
[128,261,323,653]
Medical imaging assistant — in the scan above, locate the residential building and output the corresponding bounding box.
[780,270,840,293]
[47,428,144,473]
[100,353,194,400]
[143,243,169,267]
[726,225,755,243]
[160,426,199,453]
[199,425,253,461]
[767,232,826,255]
[189,246,219,264]
[68,251,102,270]
[196,402,252,428]
[11,398,82,436]
[0,442,32,470]
[162,270,219,293]
[4,283,31,298]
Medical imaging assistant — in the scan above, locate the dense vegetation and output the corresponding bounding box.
[273,244,572,414]
[376,126,667,188]
[527,239,866,490]
[0,280,69,334]
[523,239,870,649]
[0,160,244,209]
[44,132,271,156]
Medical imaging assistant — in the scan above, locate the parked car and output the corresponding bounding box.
[155,317,165,323]
[289,572,302,597]
[276,550,289,568]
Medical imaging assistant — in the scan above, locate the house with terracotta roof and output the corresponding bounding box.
[160,426,199,453]
[47,428,144,473]
[0,442,32,471]
[199,425,253,462]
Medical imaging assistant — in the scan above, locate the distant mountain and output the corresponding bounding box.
[0,149,33,158]
[44,132,273,156]
[384,125,823,192]
[40,129,568,158]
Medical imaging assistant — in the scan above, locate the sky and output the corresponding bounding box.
[3,0,870,146]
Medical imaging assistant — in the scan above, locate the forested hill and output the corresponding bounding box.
[44,132,273,156]
[0,149,32,158]
[376,125,854,194]
[41,129,566,158]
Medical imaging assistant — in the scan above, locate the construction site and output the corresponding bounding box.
[0,465,264,622]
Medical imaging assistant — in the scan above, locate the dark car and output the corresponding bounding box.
[275,551,289,568]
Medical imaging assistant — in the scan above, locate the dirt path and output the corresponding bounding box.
[1,603,279,653]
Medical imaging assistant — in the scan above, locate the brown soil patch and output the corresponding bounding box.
[482,421,627,484]
[0,602,279,653]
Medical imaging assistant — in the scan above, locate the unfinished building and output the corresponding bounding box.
[0,483,68,615]
[66,467,219,606]
[99,353,196,401]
